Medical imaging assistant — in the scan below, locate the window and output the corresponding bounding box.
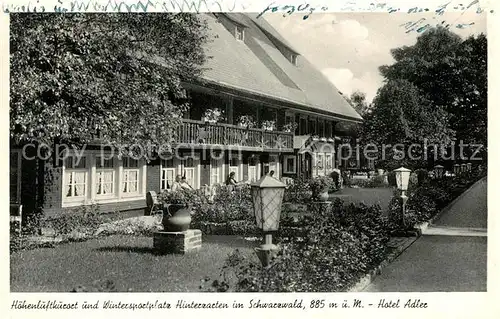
[122,157,139,194]
[181,158,195,188]
[235,25,244,41]
[229,153,240,180]
[10,151,22,203]
[64,156,88,198]
[325,154,333,170]
[210,159,223,185]
[95,157,115,196]
[283,155,296,174]
[316,154,324,170]
[290,54,298,66]
[161,159,175,190]
[248,155,258,182]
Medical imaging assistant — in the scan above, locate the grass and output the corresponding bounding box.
[11,235,256,292]
[330,187,394,213]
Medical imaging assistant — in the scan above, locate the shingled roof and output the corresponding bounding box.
[199,13,363,122]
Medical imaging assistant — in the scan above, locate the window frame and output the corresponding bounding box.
[283,155,297,174]
[95,156,116,198]
[325,153,333,170]
[62,153,146,207]
[122,168,140,195]
[160,159,176,190]
[210,158,223,185]
[63,156,89,202]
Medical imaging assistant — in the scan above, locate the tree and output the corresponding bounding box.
[379,26,487,151]
[360,79,454,169]
[10,13,210,154]
[349,91,370,116]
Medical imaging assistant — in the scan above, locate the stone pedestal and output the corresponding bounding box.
[153,229,202,254]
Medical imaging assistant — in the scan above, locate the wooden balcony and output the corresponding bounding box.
[175,119,294,152]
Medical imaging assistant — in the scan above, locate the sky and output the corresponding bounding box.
[265,11,487,103]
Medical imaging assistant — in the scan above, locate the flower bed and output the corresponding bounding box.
[201,199,391,292]
[388,168,486,231]
[349,175,388,188]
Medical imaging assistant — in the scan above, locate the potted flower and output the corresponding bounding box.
[282,122,298,133]
[236,115,256,128]
[202,108,222,124]
[261,120,276,131]
[310,176,332,201]
[158,189,194,232]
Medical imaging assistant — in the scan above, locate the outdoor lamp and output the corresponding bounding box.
[434,165,444,179]
[394,167,411,227]
[467,162,472,172]
[251,175,286,267]
[453,164,460,175]
[394,167,411,192]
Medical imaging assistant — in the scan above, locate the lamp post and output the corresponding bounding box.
[453,164,460,175]
[394,167,411,227]
[251,175,286,267]
[434,165,444,179]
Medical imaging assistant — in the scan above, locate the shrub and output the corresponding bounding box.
[388,171,485,231]
[330,171,341,189]
[191,185,253,226]
[349,175,388,188]
[44,204,104,238]
[387,171,397,187]
[158,188,208,209]
[415,169,429,186]
[23,207,45,235]
[309,176,333,199]
[283,178,312,204]
[201,199,390,292]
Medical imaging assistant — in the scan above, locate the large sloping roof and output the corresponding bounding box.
[199,13,363,122]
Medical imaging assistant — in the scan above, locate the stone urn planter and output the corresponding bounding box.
[310,176,331,202]
[318,191,330,202]
[158,190,194,232]
[162,204,192,232]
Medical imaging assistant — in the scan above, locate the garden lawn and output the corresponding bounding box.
[330,187,394,213]
[11,235,256,292]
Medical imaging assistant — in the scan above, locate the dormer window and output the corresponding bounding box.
[235,25,245,41]
[290,53,298,66]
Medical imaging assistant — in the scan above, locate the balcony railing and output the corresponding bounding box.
[175,119,294,152]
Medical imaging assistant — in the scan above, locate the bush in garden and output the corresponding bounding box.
[330,171,341,189]
[387,171,397,187]
[415,168,429,186]
[387,169,485,231]
[22,207,45,235]
[191,185,253,226]
[201,199,390,292]
[349,175,388,188]
[283,178,312,204]
[309,176,333,199]
[158,188,208,207]
[43,204,104,238]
